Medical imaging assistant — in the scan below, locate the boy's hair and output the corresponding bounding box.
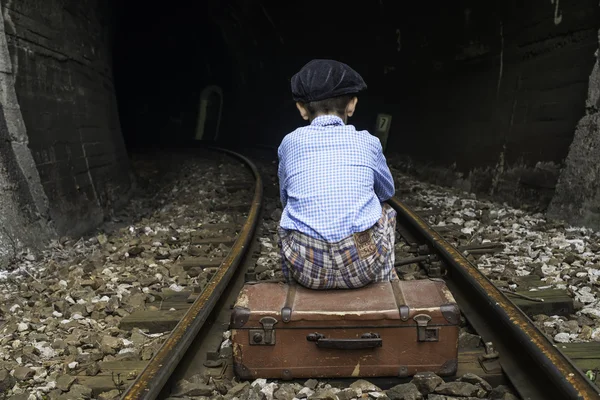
[300,95,353,118]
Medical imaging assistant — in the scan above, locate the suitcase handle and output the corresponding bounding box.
[306,333,382,350]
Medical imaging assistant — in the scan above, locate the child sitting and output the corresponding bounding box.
[277,59,396,290]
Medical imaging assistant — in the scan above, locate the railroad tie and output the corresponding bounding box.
[178,257,225,270]
[510,288,574,317]
[191,236,236,246]
[119,289,194,333]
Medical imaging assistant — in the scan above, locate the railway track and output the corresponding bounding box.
[106,146,600,400]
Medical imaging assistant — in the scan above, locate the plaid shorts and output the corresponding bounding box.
[278,204,396,290]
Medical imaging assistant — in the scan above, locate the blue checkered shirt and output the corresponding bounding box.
[277,115,395,242]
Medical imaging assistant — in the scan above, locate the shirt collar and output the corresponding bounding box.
[310,115,344,127]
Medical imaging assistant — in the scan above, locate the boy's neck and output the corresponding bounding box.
[310,113,347,124]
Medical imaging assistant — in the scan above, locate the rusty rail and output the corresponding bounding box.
[121,148,263,400]
[388,197,600,400]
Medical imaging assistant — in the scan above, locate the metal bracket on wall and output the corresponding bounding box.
[374,113,392,151]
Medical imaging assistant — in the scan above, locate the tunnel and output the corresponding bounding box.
[0,0,598,262]
[112,0,600,205]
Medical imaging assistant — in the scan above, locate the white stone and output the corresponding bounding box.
[34,344,55,359]
[261,382,278,400]
[251,378,267,388]
[17,323,28,332]
[169,284,184,292]
[541,265,557,276]
[32,368,48,382]
[34,381,55,393]
[581,307,600,319]
[297,387,314,397]
[465,220,479,228]
[554,332,571,343]
[576,291,596,304]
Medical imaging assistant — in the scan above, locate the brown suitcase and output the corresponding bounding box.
[231,278,459,380]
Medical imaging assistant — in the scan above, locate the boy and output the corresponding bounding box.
[277,59,396,290]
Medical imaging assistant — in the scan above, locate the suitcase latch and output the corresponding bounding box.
[413,314,439,342]
[249,316,277,345]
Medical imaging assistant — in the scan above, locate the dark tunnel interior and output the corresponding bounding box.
[112,0,599,181]
[112,1,500,155]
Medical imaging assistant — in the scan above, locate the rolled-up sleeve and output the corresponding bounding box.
[373,142,395,202]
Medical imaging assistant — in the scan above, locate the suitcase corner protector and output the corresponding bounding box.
[233,361,253,379]
[438,358,458,376]
[441,303,460,325]
[231,306,251,328]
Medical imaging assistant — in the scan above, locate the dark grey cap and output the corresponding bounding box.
[291,59,367,103]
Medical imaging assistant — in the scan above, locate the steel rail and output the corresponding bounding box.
[388,197,600,400]
[121,148,263,400]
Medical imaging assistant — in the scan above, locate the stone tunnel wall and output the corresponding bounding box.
[547,29,600,227]
[0,0,52,266]
[3,0,132,239]
[382,0,600,211]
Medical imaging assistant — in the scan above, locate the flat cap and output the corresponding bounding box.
[291,59,367,103]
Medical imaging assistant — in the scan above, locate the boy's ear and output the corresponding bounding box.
[296,102,310,120]
[346,97,358,117]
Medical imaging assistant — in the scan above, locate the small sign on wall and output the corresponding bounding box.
[374,113,392,151]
